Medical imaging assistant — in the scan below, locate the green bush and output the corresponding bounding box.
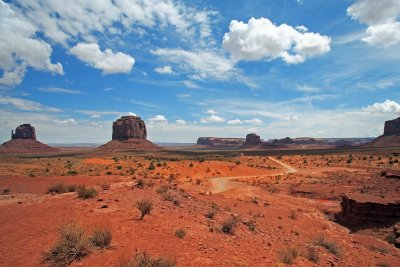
[175,229,186,239]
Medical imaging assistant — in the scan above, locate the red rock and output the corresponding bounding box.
[197,137,245,146]
[384,117,400,136]
[112,116,146,140]
[11,124,36,140]
[245,133,261,145]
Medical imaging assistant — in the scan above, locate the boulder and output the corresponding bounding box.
[384,117,400,136]
[245,133,261,144]
[112,116,146,140]
[12,124,36,140]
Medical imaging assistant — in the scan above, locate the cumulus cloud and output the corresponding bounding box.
[152,48,236,80]
[69,43,135,74]
[347,0,400,47]
[148,114,168,124]
[227,119,242,125]
[175,119,186,125]
[363,99,400,113]
[54,118,77,126]
[39,87,81,94]
[205,109,217,115]
[296,84,320,93]
[0,96,61,112]
[0,1,63,86]
[200,115,225,123]
[244,118,263,125]
[222,17,331,64]
[154,65,174,74]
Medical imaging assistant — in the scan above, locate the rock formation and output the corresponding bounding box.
[335,193,400,228]
[112,116,146,140]
[11,124,36,140]
[1,124,57,153]
[371,117,400,146]
[245,133,261,145]
[394,223,400,248]
[383,117,400,136]
[100,115,160,151]
[197,137,245,146]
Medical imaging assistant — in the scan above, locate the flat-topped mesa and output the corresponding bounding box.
[112,116,147,140]
[196,137,245,146]
[11,124,36,140]
[384,117,400,136]
[245,133,261,144]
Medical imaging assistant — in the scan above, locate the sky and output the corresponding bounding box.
[0,0,400,143]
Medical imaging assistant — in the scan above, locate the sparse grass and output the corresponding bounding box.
[47,183,76,194]
[369,246,388,254]
[77,185,97,199]
[120,252,175,267]
[43,222,91,267]
[137,198,153,220]
[175,229,186,239]
[305,246,319,263]
[205,210,216,219]
[136,178,145,189]
[313,235,341,256]
[278,247,298,264]
[90,227,112,249]
[221,217,237,234]
[250,197,258,204]
[376,263,391,267]
[156,185,168,194]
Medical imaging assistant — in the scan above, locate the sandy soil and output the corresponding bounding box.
[0,149,399,266]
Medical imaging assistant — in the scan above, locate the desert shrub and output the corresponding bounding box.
[278,247,298,264]
[188,163,193,167]
[313,235,341,256]
[77,186,97,199]
[376,263,391,267]
[120,252,175,267]
[385,232,396,244]
[250,197,258,204]
[205,210,216,219]
[90,227,112,249]
[305,246,319,263]
[117,165,123,170]
[175,229,186,239]
[137,178,145,189]
[148,163,155,170]
[162,193,180,206]
[235,160,241,165]
[156,185,168,194]
[137,199,153,220]
[43,222,91,267]
[288,210,297,220]
[47,183,76,194]
[67,170,78,175]
[221,217,237,234]
[28,173,36,177]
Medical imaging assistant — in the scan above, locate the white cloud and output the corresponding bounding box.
[39,87,81,94]
[296,84,320,93]
[0,1,63,86]
[200,114,225,123]
[152,48,236,80]
[54,118,77,126]
[347,0,400,47]
[154,65,174,74]
[177,93,192,98]
[76,110,135,118]
[205,109,217,115]
[69,43,135,74]
[227,119,242,125]
[363,99,400,113]
[148,114,168,124]
[244,118,263,125]
[285,114,302,121]
[0,96,61,112]
[175,119,186,125]
[182,80,199,89]
[222,17,331,64]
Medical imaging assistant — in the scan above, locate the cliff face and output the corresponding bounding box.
[12,124,36,140]
[335,194,400,228]
[245,133,261,144]
[112,116,147,140]
[384,117,400,136]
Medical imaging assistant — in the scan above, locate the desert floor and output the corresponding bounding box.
[0,147,399,266]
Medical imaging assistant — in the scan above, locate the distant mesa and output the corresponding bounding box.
[245,133,261,145]
[0,124,57,154]
[196,137,245,146]
[100,116,160,151]
[371,117,400,147]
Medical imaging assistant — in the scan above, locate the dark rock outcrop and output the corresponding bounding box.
[12,124,36,140]
[394,223,400,248]
[335,194,400,228]
[384,117,400,136]
[112,116,146,140]
[197,137,245,146]
[245,133,261,145]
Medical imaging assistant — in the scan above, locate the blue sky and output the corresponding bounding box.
[0,0,399,143]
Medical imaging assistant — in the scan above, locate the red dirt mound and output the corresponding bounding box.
[99,138,161,151]
[0,139,59,154]
[370,135,400,147]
